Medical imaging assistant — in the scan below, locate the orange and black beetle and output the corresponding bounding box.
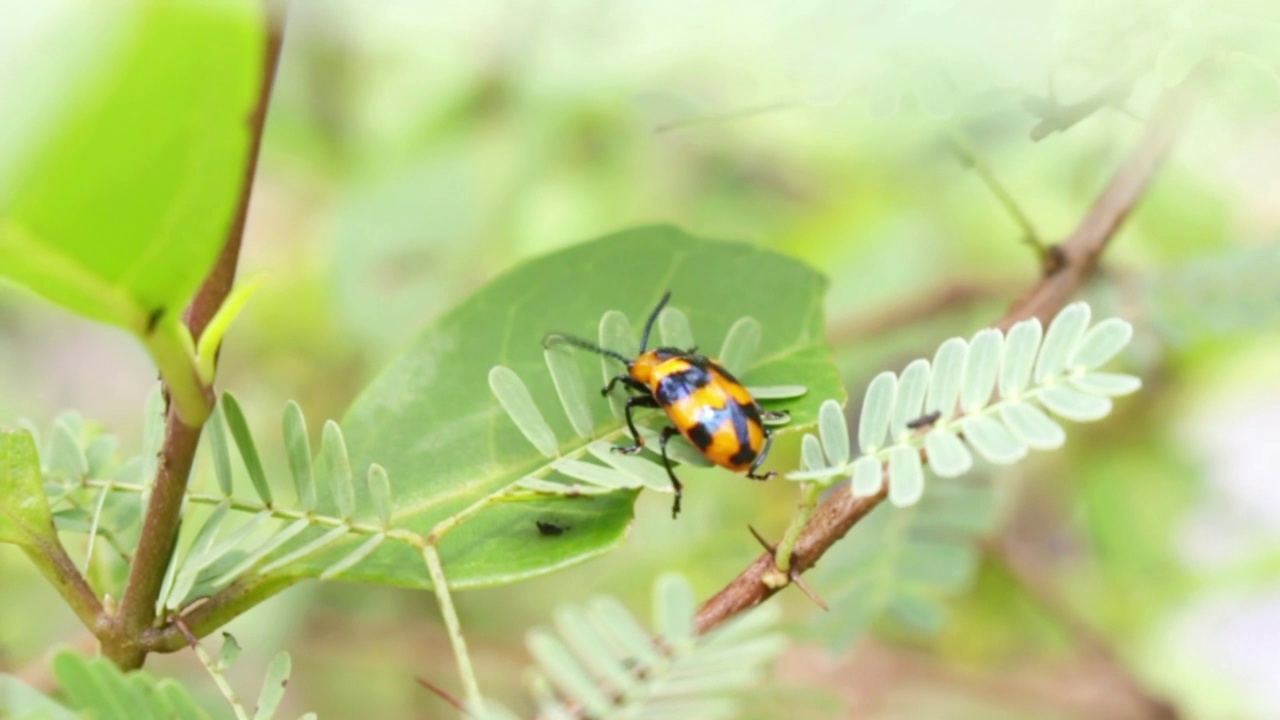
[546,291,780,518]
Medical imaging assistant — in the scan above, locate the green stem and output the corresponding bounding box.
[22,536,106,635]
[775,483,822,574]
[422,544,484,716]
[182,625,252,720]
[946,130,1047,257]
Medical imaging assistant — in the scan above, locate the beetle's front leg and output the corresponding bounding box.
[613,394,660,454]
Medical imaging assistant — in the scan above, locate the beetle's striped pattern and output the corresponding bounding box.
[546,292,776,517]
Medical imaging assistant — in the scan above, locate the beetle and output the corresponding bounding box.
[545,291,781,518]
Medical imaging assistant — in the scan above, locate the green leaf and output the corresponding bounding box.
[367,463,392,526]
[817,400,849,467]
[999,402,1065,450]
[858,371,896,454]
[891,359,930,439]
[282,401,316,510]
[205,403,234,497]
[319,421,354,518]
[999,318,1042,398]
[961,328,1002,413]
[926,337,966,415]
[1039,385,1113,421]
[1070,317,1133,370]
[545,346,596,438]
[217,633,242,671]
[886,445,924,506]
[252,652,291,720]
[52,650,214,720]
[489,366,559,458]
[800,433,825,472]
[923,428,972,477]
[654,572,696,644]
[718,316,762,375]
[960,414,1027,464]
[221,393,273,505]
[287,227,839,589]
[850,456,884,498]
[1035,302,1091,383]
[0,429,56,548]
[0,3,263,425]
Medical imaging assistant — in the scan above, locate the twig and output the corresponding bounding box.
[102,7,286,669]
[947,131,1049,261]
[694,76,1199,637]
[825,279,1018,346]
[417,676,471,717]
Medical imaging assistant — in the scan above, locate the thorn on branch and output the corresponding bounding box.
[747,526,829,611]
[417,676,470,716]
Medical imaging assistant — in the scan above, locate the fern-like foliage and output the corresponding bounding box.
[491,306,804,499]
[788,302,1140,506]
[471,574,786,720]
[30,390,402,613]
[2,647,314,720]
[807,478,1000,648]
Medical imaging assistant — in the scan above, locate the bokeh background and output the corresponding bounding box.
[2,1,1279,718]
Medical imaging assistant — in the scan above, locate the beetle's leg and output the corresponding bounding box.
[602,374,648,396]
[747,430,776,481]
[602,373,629,396]
[613,394,660,454]
[658,426,684,518]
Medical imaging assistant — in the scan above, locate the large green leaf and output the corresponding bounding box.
[0,1,262,424]
[0,429,56,549]
[272,226,842,589]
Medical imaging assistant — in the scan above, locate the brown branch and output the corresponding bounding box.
[694,78,1199,637]
[102,10,286,670]
[826,279,1019,346]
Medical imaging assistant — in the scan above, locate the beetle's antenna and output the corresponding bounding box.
[544,333,631,366]
[638,290,672,351]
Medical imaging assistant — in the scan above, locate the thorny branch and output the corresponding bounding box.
[101,9,286,670]
[693,78,1200,637]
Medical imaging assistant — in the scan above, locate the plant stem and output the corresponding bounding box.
[177,621,253,720]
[23,536,105,636]
[101,7,286,669]
[947,130,1048,259]
[773,483,821,575]
[422,544,484,716]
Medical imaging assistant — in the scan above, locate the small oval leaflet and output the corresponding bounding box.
[858,371,897,454]
[926,337,967,416]
[892,359,931,439]
[961,328,1002,413]
[545,346,595,438]
[999,317,1043,398]
[488,366,559,458]
[1035,302,1091,382]
[321,420,355,518]
[818,399,850,467]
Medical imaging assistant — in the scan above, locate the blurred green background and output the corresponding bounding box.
[2,0,1279,718]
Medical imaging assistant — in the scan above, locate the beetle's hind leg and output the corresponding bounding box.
[746,430,776,481]
[613,394,660,455]
[658,426,685,518]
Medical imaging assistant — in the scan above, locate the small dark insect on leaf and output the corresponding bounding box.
[906,410,942,430]
[536,520,569,536]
